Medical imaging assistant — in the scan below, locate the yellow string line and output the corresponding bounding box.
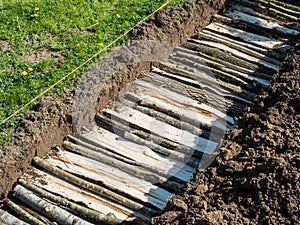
[0,0,173,126]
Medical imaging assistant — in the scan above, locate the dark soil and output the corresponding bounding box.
[0,0,225,198]
[152,41,300,224]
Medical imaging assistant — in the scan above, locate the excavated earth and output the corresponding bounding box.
[0,0,299,224]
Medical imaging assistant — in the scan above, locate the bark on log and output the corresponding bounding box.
[13,185,94,225]
[4,199,46,225]
[0,208,30,225]
[33,157,157,216]
[18,179,123,225]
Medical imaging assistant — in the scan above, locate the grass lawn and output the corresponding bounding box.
[0,0,183,146]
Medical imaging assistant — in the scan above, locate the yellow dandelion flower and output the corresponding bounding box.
[6,52,10,56]
[34,7,39,11]
[32,13,38,17]
[76,43,80,47]
[35,21,39,24]
[28,67,33,71]
[22,71,28,76]
[16,25,21,29]
[98,42,104,47]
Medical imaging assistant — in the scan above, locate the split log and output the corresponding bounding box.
[103,105,220,155]
[191,39,280,71]
[13,185,95,225]
[0,208,30,225]
[232,0,300,21]
[196,32,283,66]
[18,179,123,225]
[61,141,183,192]
[173,47,272,86]
[205,22,283,49]
[201,30,286,61]
[33,157,157,216]
[224,10,299,36]
[4,199,46,225]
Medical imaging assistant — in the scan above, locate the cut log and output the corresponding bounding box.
[33,157,157,216]
[22,168,140,222]
[14,185,94,225]
[0,208,30,225]
[205,22,283,49]
[61,141,183,192]
[224,10,299,36]
[18,178,125,225]
[103,105,220,155]
[45,150,173,209]
[196,32,283,66]
[191,39,280,71]
[4,198,46,225]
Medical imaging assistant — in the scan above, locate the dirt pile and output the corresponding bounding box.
[152,41,300,224]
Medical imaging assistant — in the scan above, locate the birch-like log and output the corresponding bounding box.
[18,179,123,225]
[14,185,94,225]
[0,208,30,225]
[4,198,46,225]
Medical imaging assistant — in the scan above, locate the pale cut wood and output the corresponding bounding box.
[45,150,173,209]
[22,168,137,221]
[18,179,125,225]
[14,185,95,225]
[33,157,157,216]
[0,220,6,225]
[0,208,30,225]
[201,30,286,61]
[95,114,203,160]
[173,48,271,87]
[83,127,195,179]
[192,39,281,71]
[206,22,283,49]
[151,65,253,106]
[224,10,299,36]
[4,199,46,225]
[62,140,183,192]
[196,32,283,66]
[104,105,220,155]
[132,79,233,124]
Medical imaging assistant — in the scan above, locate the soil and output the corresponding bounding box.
[152,42,300,224]
[0,40,11,52]
[0,0,225,198]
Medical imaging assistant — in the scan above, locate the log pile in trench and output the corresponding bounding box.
[0,0,299,224]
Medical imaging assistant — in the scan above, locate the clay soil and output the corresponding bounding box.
[152,41,300,224]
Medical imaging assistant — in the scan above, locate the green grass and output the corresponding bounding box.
[0,0,183,147]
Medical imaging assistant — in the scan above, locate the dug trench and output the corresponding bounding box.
[0,0,299,224]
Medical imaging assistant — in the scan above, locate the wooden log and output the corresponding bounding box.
[61,141,183,192]
[201,30,286,61]
[14,185,95,225]
[33,157,157,216]
[224,10,299,36]
[232,0,300,21]
[131,79,234,125]
[205,22,283,49]
[196,32,283,66]
[124,98,211,138]
[150,64,253,107]
[173,46,272,86]
[0,208,30,225]
[126,82,234,128]
[95,113,204,159]
[74,126,195,179]
[23,168,141,222]
[4,199,46,225]
[18,178,124,225]
[191,39,281,71]
[103,105,220,155]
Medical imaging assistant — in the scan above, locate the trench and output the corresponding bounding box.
[0,0,299,224]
